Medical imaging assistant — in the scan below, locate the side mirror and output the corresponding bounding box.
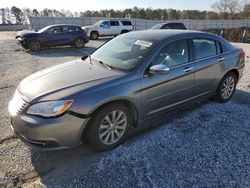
[81,55,88,61]
[149,64,170,74]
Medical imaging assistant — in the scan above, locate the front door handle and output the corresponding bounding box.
[183,67,193,72]
[218,57,225,62]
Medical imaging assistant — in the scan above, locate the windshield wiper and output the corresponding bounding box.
[94,60,113,70]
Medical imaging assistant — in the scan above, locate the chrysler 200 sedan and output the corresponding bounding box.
[9,30,245,151]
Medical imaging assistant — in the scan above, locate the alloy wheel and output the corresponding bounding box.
[91,33,98,40]
[29,41,40,51]
[75,38,85,48]
[221,76,235,100]
[99,110,127,145]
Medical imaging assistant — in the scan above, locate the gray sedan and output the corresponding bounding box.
[8,30,245,150]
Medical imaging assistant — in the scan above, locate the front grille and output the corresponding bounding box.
[9,91,28,116]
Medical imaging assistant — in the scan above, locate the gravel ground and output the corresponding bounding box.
[0,31,249,188]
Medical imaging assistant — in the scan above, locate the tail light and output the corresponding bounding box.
[240,51,245,60]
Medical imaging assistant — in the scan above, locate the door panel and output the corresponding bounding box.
[98,21,110,35]
[193,56,222,96]
[141,66,194,117]
[110,21,121,35]
[192,39,224,96]
[141,39,195,117]
[40,26,64,46]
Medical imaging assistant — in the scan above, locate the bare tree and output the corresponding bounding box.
[212,0,241,18]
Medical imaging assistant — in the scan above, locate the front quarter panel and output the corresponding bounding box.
[69,73,142,119]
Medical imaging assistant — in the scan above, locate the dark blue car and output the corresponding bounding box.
[16,24,89,51]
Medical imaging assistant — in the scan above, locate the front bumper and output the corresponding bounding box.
[16,37,27,48]
[10,113,90,150]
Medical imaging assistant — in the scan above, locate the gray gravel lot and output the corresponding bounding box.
[0,31,250,188]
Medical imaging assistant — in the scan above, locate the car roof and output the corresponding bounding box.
[48,24,82,27]
[98,19,132,22]
[163,22,185,24]
[125,29,204,41]
[124,29,234,50]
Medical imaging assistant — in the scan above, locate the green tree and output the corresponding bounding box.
[32,9,39,17]
[0,8,5,24]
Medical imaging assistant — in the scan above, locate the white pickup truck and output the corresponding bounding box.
[82,19,134,40]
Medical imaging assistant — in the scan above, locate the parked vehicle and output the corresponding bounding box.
[9,30,245,151]
[151,22,187,30]
[16,24,89,51]
[82,19,133,40]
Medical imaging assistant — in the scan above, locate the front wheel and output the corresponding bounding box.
[213,72,237,103]
[74,38,85,48]
[85,103,131,150]
[28,40,41,51]
[90,31,99,40]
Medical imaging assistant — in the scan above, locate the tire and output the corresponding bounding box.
[121,30,128,34]
[74,38,85,48]
[213,72,237,103]
[85,103,131,150]
[90,31,99,40]
[28,40,41,52]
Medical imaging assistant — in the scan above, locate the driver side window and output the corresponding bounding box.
[100,21,110,27]
[151,39,189,67]
[46,26,62,34]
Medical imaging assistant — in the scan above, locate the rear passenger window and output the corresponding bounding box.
[121,21,132,26]
[62,26,69,32]
[162,24,172,29]
[152,39,189,67]
[63,26,77,32]
[173,23,186,29]
[193,39,217,59]
[110,21,119,26]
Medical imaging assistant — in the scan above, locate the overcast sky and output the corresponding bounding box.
[1,0,218,11]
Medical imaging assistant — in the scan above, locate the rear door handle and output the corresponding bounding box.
[183,67,193,72]
[218,57,225,62]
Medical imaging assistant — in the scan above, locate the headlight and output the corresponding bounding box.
[26,100,74,117]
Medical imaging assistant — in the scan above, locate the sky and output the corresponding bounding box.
[0,0,218,12]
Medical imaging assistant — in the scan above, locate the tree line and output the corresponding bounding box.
[0,0,250,25]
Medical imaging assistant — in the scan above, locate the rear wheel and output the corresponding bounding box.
[85,103,131,150]
[90,31,99,40]
[28,40,41,51]
[74,38,85,48]
[213,72,237,103]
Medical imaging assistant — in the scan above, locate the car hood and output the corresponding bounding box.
[18,60,124,102]
[16,30,37,37]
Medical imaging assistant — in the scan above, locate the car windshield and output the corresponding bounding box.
[91,36,155,71]
[151,23,163,29]
[37,25,51,33]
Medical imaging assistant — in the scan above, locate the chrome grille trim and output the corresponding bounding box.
[9,91,28,116]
